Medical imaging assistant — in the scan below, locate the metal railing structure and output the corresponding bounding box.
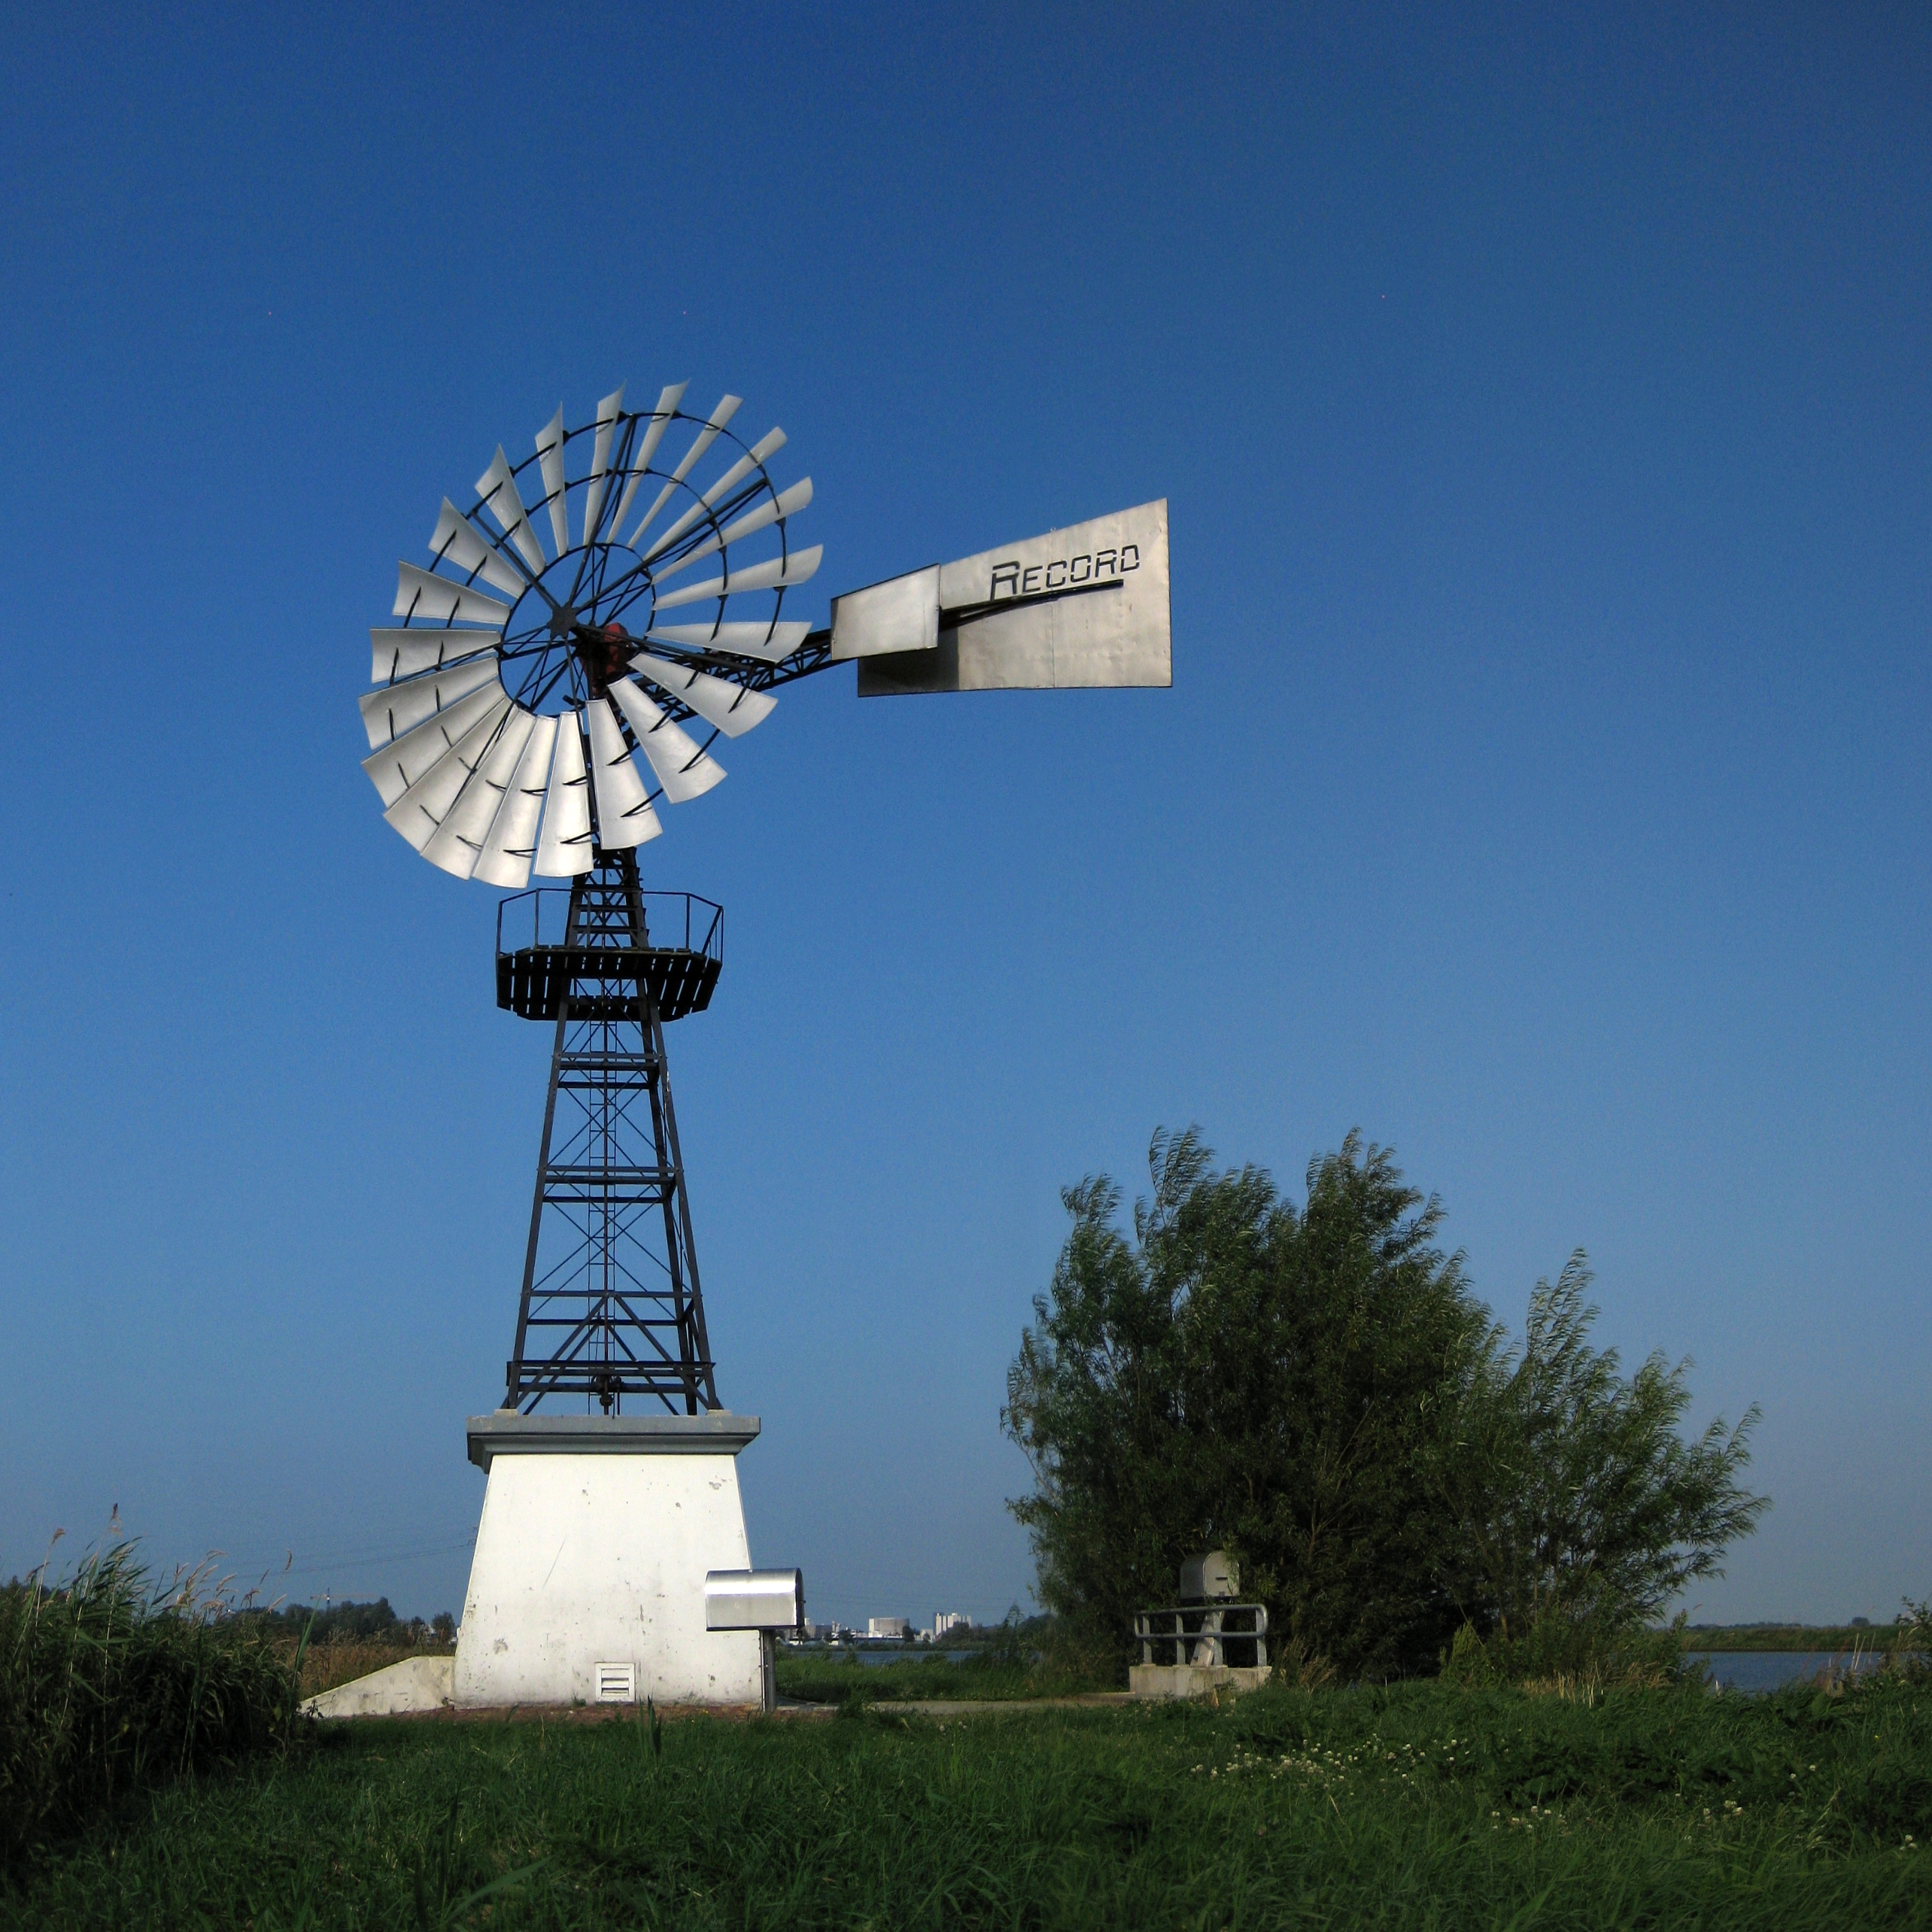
[1132,1605,1270,1672]
[495,888,723,1027]
[497,888,723,964]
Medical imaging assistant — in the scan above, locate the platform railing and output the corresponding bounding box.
[496,889,723,964]
[1132,1605,1270,1670]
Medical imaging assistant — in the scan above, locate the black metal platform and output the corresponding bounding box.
[494,887,723,1024]
[496,945,720,1022]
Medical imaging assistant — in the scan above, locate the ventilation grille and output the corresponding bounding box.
[594,1662,637,1703]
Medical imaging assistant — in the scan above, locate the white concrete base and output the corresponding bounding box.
[454,1411,764,1709]
[302,1654,454,1718]
[1129,1662,1272,1700]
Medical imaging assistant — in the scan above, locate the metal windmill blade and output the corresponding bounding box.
[359,384,816,882]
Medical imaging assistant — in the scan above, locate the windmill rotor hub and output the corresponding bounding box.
[576,620,634,698]
[497,552,657,716]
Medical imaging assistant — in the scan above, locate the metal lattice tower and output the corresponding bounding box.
[495,849,723,1414]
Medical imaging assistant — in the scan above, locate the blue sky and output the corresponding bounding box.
[2,3,1926,1630]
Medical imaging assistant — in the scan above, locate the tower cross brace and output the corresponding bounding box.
[498,849,721,1415]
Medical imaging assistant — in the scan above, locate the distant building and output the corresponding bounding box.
[867,1616,908,1639]
[933,1611,968,1637]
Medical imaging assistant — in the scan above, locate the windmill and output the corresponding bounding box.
[360,384,1168,1707]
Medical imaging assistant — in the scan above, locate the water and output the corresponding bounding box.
[1689,1650,1897,1694]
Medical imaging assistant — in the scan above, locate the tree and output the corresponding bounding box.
[1432,1255,1767,1645]
[1003,1129,1490,1678]
[1004,1133,1769,1683]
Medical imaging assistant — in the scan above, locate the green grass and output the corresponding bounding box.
[774,1647,1104,1703]
[7,1674,1932,1927]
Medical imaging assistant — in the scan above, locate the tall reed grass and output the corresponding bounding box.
[1439,1609,1694,1694]
[0,1537,301,1864]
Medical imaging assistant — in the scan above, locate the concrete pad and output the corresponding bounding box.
[302,1654,454,1718]
[1129,1662,1271,1700]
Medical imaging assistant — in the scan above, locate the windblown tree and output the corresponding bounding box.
[1004,1132,1769,1681]
[1431,1254,1767,1645]
[1003,1130,1488,1678]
